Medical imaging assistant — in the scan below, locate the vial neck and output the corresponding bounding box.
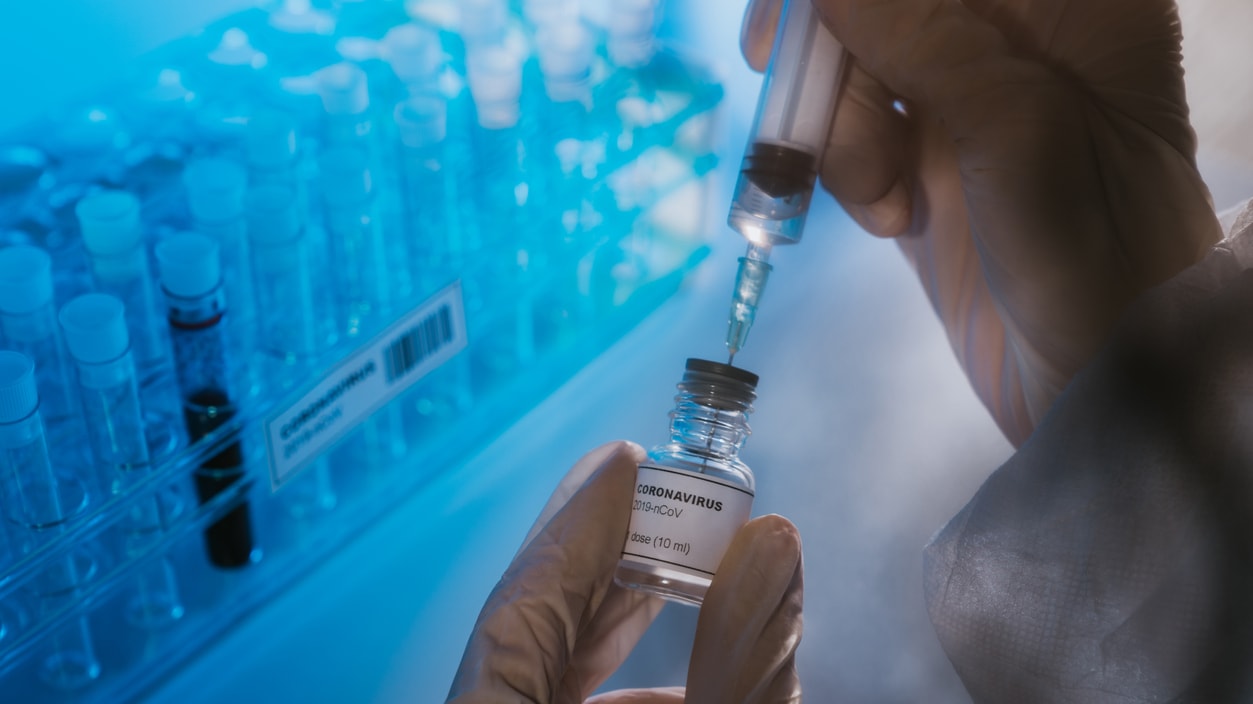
[668,398,750,461]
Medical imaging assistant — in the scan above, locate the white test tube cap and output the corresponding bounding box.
[210,28,266,69]
[148,68,193,105]
[0,245,53,315]
[466,47,522,129]
[156,232,222,299]
[246,185,302,244]
[394,95,447,148]
[76,190,142,256]
[382,24,444,85]
[59,293,129,364]
[269,0,335,35]
[318,147,372,208]
[537,21,593,100]
[317,63,370,116]
[0,350,37,424]
[184,158,248,223]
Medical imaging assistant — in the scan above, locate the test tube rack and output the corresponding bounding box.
[0,0,722,700]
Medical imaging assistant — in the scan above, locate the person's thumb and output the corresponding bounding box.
[685,515,804,703]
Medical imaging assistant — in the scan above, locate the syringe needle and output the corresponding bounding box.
[724,245,771,361]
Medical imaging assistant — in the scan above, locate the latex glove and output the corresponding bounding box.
[923,203,1253,700]
[742,0,1222,445]
[447,441,804,703]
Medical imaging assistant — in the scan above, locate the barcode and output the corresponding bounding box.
[384,304,454,384]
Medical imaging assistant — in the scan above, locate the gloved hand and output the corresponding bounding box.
[447,441,805,703]
[742,0,1222,445]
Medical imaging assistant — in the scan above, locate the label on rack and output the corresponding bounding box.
[263,282,468,491]
[620,464,754,578]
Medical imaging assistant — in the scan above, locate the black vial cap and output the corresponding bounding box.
[685,358,759,388]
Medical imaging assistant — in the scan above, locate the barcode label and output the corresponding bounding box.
[263,282,468,490]
[384,304,454,384]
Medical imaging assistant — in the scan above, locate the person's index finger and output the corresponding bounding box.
[448,443,645,702]
[687,514,804,703]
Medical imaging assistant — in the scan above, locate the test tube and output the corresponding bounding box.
[0,351,100,689]
[121,69,195,221]
[183,157,257,379]
[391,96,475,422]
[75,191,170,383]
[380,23,446,96]
[245,110,302,193]
[0,246,82,443]
[245,186,338,519]
[156,233,258,569]
[535,19,597,248]
[317,63,379,159]
[58,294,184,629]
[58,294,150,482]
[246,185,321,365]
[466,47,539,372]
[193,29,268,151]
[319,147,393,336]
[394,94,458,279]
[534,20,595,229]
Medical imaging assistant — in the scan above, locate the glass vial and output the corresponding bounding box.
[615,358,758,606]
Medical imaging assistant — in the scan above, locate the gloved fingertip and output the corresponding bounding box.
[740,0,782,72]
[740,514,803,566]
[602,439,648,467]
[582,440,646,487]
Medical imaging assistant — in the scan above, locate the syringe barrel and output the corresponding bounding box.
[729,0,843,247]
[752,0,843,155]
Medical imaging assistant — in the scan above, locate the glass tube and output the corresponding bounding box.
[466,47,538,375]
[156,233,258,569]
[183,157,258,390]
[245,185,337,518]
[57,294,183,629]
[319,147,392,337]
[0,351,99,688]
[394,94,458,281]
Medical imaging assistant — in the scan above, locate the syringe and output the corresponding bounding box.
[725,0,845,362]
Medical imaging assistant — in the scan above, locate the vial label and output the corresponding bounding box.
[621,464,754,578]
